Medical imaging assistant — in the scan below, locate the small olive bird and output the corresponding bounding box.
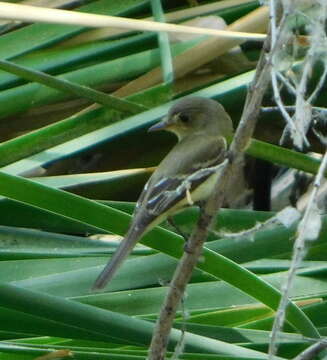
[93,96,233,290]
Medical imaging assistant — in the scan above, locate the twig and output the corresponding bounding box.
[268,2,327,357]
[276,71,297,96]
[293,340,327,360]
[212,206,301,239]
[308,61,327,103]
[271,68,299,141]
[268,149,327,359]
[147,15,274,360]
[262,105,327,114]
[293,28,317,149]
[268,1,302,145]
[269,2,304,146]
[171,296,187,360]
[269,0,278,46]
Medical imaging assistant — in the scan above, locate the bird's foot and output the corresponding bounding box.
[183,241,194,254]
[227,149,235,164]
[167,217,189,243]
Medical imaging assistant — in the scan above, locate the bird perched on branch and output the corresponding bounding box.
[93,96,233,290]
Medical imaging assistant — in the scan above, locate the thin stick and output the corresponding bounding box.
[308,63,327,103]
[271,68,298,137]
[268,2,327,357]
[0,2,266,41]
[276,72,297,96]
[268,150,327,358]
[262,105,327,114]
[293,340,327,360]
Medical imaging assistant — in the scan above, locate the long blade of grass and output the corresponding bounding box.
[0,0,148,59]
[0,171,319,338]
[0,2,266,41]
[0,59,146,113]
[0,283,270,357]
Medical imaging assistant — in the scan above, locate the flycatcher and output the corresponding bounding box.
[93,96,233,290]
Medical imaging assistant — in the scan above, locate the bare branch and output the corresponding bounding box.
[147,15,274,360]
[271,68,299,143]
[269,2,327,356]
[212,206,301,240]
[276,71,297,96]
[308,61,327,104]
[293,340,327,360]
[269,149,327,358]
[262,105,327,114]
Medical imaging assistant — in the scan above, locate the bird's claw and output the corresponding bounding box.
[183,241,194,254]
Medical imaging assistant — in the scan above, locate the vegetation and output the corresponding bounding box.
[0,1,326,359]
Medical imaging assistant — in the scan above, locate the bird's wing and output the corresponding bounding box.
[135,135,228,220]
[93,136,227,290]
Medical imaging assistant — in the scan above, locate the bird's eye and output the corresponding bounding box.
[179,114,189,123]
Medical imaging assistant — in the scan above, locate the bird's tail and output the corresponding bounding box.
[92,226,142,290]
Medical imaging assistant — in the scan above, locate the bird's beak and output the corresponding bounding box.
[148,117,169,132]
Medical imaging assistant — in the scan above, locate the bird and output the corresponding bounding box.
[93,96,233,290]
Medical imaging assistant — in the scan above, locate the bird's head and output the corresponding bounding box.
[148,97,233,140]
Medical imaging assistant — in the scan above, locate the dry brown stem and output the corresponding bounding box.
[114,6,268,98]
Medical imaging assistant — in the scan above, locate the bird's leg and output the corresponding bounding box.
[184,240,194,254]
[196,200,206,209]
[167,217,194,254]
[167,217,191,251]
[183,201,207,254]
[226,149,235,164]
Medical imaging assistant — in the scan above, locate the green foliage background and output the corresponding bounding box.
[0,1,326,359]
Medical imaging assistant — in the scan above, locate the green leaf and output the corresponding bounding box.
[0,283,270,358]
[0,171,319,338]
[0,0,148,59]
